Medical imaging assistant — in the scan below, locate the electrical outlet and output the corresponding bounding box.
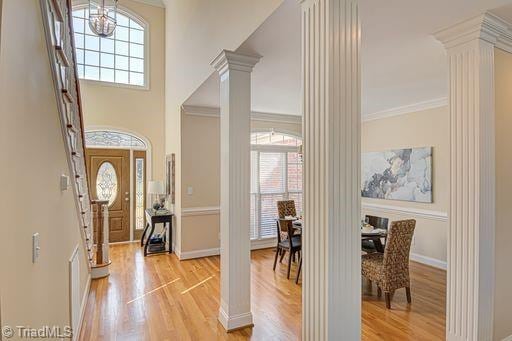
[187,186,193,195]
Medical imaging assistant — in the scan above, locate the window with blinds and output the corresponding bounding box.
[250,132,303,240]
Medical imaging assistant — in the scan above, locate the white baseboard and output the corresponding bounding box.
[502,335,512,341]
[177,239,276,261]
[218,308,253,331]
[410,253,447,270]
[179,247,220,260]
[75,274,91,341]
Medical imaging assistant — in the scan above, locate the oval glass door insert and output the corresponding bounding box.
[96,161,118,206]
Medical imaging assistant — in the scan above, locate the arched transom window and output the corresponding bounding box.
[72,7,146,86]
[250,131,303,240]
[85,130,147,148]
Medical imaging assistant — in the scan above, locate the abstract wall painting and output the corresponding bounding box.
[361,147,432,203]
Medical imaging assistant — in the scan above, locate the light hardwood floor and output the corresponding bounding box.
[80,243,445,340]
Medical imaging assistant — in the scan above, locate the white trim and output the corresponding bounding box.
[181,206,220,217]
[178,247,220,260]
[131,0,165,8]
[501,335,512,341]
[251,238,277,250]
[75,274,91,341]
[175,239,276,261]
[410,253,447,270]
[363,97,448,122]
[362,202,448,221]
[436,14,498,340]
[181,105,302,124]
[183,100,450,125]
[108,240,139,245]
[434,12,512,53]
[218,309,253,332]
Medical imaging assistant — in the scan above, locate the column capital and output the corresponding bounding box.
[434,12,512,52]
[210,50,261,76]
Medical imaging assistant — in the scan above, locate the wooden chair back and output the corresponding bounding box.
[365,215,389,230]
[382,219,416,277]
[277,200,297,219]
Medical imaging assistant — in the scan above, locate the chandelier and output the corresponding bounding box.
[88,0,118,38]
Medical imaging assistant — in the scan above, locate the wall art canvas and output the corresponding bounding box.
[361,147,432,203]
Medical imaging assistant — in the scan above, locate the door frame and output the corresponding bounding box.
[85,126,152,242]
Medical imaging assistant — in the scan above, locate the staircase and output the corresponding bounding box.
[39,0,110,276]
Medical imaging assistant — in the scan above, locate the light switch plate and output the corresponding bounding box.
[32,233,40,263]
[187,186,193,195]
[60,174,70,191]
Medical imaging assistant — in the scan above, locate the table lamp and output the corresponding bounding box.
[148,180,165,210]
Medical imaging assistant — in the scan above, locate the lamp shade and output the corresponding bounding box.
[147,180,165,195]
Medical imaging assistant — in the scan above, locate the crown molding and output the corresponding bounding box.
[181,105,302,124]
[131,0,165,8]
[363,97,448,122]
[434,12,512,53]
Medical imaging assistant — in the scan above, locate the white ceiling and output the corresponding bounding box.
[184,0,512,117]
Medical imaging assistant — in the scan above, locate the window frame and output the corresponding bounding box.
[250,131,303,241]
[72,4,150,90]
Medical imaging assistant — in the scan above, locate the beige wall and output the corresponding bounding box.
[163,0,283,253]
[362,106,450,264]
[80,0,166,181]
[494,47,512,341]
[179,114,301,253]
[0,0,89,332]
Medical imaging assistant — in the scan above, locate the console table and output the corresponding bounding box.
[141,209,173,256]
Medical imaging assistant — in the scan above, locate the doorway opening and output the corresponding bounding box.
[85,129,150,242]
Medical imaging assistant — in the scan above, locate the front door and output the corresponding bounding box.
[86,148,130,242]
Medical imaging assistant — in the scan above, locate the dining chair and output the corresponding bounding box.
[273,219,302,279]
[277,200,297,219]
[361,219,416,309]
[362,215,389,253]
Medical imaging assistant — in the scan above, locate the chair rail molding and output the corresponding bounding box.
[181,206,221,217]
[300,0,361,339]
[362,202,448,221]
[435,11,512,341]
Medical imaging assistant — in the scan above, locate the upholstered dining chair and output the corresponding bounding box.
[277,200,297,219]
[273,219,302,279]
[361,219,416,309]
[362,215,389,253]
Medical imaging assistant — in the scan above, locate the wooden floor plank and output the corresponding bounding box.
[80,243,445,340]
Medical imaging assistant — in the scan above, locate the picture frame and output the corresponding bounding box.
[165,154,175,204]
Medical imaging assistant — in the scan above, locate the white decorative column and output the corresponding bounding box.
[435,13,512,341]
[300,0,361,340]
[211,50,260,331]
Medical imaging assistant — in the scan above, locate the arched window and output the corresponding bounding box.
[72,7,147,86]
[85,130,147,148]
[250,131,303,240]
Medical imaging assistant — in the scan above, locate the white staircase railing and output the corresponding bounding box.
[40,0,110,274]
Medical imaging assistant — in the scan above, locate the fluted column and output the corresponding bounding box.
[299,0,361,339]
[435,13,511,341]
[211,50,260,331]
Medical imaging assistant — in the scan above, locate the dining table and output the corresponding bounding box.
[291,218,387,253]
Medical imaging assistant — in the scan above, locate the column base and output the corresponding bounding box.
[218,308,254,332]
